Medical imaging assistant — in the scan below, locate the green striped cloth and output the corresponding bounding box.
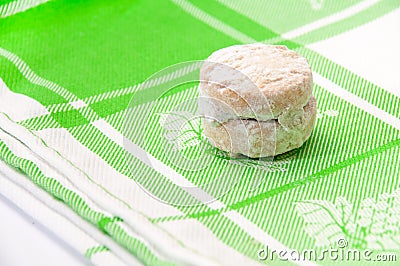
[1,0,399,265]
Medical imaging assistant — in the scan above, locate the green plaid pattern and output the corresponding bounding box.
[0,0,399,265]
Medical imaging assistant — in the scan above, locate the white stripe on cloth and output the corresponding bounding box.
[0,47,77,102]
[158,219,264,266]
[171,0,256,43]
[307,7,400,97]
[37,126,183,220]
[313,73,400,130]
[47,61,202,114]
[0,126,115,218]
[0,78,49,122]
[280,0,381,40]
[0,0,49,18]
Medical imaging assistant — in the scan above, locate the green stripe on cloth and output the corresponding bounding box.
[85,245,110,259]
[0,0,49,18]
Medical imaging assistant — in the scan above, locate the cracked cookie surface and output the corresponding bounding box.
[199,44,317,157]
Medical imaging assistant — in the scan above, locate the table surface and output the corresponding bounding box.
[0,193,89,266]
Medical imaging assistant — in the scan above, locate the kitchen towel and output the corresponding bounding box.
[1,0,399,265]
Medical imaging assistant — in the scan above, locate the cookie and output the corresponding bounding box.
[198,44,317,157]
[202,96,317,158]
[199,44,313,124]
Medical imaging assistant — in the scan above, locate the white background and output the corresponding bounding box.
[0,194,88,266]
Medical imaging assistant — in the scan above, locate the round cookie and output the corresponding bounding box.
[198,44,317,157]
[202,96,317,158]
[199,44,313,126]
